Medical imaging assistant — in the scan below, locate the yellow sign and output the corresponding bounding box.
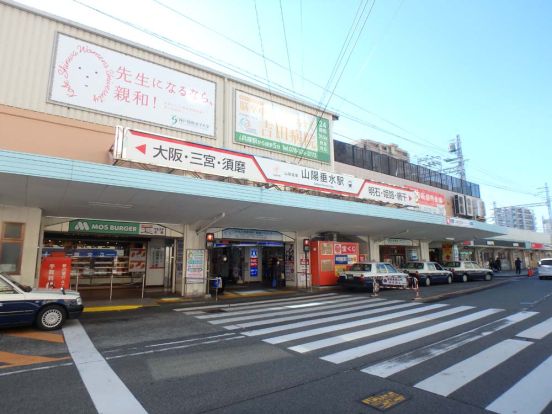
[362,391,407,411]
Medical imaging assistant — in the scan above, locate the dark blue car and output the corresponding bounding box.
[0,273,84,330]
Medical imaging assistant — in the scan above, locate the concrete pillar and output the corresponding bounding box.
[295,232,310,289]
[368,237,380,261]
[419,241,430,261]
[177,224,206,298]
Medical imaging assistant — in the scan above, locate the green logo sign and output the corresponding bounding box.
[69,220,141,235]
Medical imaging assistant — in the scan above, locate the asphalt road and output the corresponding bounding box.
[1,276,552,414]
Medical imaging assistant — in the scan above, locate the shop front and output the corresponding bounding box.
[379,239,419,268]
[208,228,295,291]
[470,239,528,271]
[41,218,181,299]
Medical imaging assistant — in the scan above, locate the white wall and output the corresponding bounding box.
[0,205,42,286]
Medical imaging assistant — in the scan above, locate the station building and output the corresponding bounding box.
[0,1,531,300]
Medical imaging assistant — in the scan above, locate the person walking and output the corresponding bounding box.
[495,257,502,272]
[515,257,522,275]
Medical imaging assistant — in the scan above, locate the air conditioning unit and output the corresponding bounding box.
[453,194,466,216]
[465,196,474,217]
[476,199,486,219]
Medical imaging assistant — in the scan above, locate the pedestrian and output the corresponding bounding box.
[495,257,501,272]
[488,258,495,271]
[515,257,522,275]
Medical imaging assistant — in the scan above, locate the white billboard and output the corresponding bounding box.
[49,34,216,136]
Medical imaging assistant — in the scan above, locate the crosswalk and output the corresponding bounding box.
[175,293,552,413]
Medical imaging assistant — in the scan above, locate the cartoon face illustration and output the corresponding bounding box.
[57,44,112,104]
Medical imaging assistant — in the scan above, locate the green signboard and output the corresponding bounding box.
[235,91,331,163]
[69,219,141,235]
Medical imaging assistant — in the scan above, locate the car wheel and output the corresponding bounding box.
[485,273,492,281]
[36,305,66,331]
[462,274,468,283]
[424,277,431,287]
[447,275,452,284]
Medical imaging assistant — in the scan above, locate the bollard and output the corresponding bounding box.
[371,278,379,297]
[413,277,420,299]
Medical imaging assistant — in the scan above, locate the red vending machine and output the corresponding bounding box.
[39,252,72,289]
[310,241,335,286]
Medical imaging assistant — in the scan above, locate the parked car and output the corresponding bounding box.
[402,261,453,286]
[537,258,552,280]
[337,262,409,292]
[443,261,493,282]
[0,273,83,330]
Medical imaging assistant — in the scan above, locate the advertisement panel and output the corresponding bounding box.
[405,186,446,216]
[129,248,146,273]
[234,91,331,163]
[39,255,72,289]
[186,249,206,283]
[50,34,216,136]
[114,128,419,208]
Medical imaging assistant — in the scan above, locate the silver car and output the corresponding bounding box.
[538,258,552,280]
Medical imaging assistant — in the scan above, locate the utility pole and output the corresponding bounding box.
[545,182,552,242]
[443,134,467,181]
[455,134,466,181]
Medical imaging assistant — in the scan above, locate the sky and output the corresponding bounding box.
[13,0,552,230]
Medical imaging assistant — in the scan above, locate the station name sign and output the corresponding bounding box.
[114,128,420,208]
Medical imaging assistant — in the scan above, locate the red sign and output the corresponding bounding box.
[39,254,72,289]
[406,186,446,207]
[531,243,544,249]
[334,243,358,255]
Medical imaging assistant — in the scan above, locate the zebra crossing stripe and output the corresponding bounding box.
[320,308,502,364]
[362,311,538,378]
[486,354,552,414]
[196,296,355,319]
[290,306,474,354]
[415,339,532,397]
[516,316,552,340]
[174,293,338,313]
[263,303,446,344]
[212,299,391,327]
[236,301,424,335]
[203,297,369,322]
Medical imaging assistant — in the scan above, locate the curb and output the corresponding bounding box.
[83,304,158,313]
[413,279,512,303]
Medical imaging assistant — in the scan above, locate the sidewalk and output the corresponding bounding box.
[81,270,531,312]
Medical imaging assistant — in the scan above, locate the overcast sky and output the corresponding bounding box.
[13,0,552,230]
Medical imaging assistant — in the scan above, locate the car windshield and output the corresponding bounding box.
[540,259,552,266]
[405,263,424,269]
[350,263,371,271]
[444,262,461,267]
[0,273,31,292]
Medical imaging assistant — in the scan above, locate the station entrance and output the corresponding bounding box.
[209,241,289,291]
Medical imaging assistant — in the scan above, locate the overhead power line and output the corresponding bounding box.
[279,0,295,91]
[70,0,536,198]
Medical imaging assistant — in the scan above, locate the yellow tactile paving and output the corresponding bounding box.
[5,330,65,344]
[83,305,144,312]
[0,351,69,369]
